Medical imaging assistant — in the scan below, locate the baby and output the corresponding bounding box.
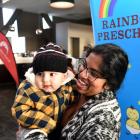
[11,42,77,140]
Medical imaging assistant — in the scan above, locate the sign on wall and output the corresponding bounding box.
[0,32,19,85]
[90,0,140,139]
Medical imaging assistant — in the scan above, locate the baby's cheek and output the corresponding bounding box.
[36,81,43,89]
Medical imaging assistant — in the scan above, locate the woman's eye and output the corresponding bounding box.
[89,70,100,78]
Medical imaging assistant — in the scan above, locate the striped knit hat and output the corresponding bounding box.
[32,42,67,74]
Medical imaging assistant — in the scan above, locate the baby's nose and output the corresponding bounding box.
[43,73,51,84]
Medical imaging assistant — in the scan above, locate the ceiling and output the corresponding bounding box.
[0,0,91,20]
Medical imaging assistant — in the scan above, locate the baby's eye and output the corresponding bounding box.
[36,72,43,76]
[50,72,56,77]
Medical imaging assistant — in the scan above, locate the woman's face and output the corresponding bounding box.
[76,53,108,96]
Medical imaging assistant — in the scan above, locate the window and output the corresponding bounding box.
[2,8,26,53]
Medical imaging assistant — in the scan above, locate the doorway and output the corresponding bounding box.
[70,37,80,58]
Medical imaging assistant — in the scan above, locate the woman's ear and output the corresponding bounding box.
[103,82,110,90]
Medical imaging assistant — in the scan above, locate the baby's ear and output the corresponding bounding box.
[61,69,75,85]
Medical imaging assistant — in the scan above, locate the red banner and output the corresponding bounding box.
[0,32,19,85]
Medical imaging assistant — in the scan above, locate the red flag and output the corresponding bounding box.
[0,32,19,85]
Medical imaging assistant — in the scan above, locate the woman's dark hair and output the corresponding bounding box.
[86,43,129,92]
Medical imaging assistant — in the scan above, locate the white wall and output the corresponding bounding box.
[56,22,94,56]
[56,22,69,51]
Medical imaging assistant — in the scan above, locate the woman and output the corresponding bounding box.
[20,43,128,140]
[60,43,129,140]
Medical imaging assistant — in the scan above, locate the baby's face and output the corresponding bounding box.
[35,71,67,92]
